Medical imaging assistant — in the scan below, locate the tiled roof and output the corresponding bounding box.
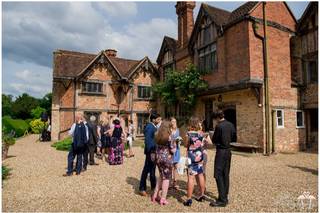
[53,50,143,79]
[164,36,178,52]
[202,4,231,26]
[227,2,259,24]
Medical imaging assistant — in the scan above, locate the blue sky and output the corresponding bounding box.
[2,1,309,98]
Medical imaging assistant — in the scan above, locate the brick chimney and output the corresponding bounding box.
[175,1,196,48]
[105,49,117,57]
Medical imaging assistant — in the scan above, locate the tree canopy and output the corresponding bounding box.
[2,93,52,120]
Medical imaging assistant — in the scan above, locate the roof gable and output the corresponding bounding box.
[128,57,159,80]
[298,2,318,29]
[156,36,177,65]
[53,49,159,81]
[189,3,230,50]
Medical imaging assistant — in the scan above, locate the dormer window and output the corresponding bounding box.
[200,18,212,47]
[162,50,174,79]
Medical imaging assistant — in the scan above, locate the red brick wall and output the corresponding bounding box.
[251,2,296,31]
[203,21,250,86]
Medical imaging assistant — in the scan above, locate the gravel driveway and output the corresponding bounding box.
[2,134,318,212]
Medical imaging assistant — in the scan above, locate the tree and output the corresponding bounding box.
[39,93,52,112]
[39,93,52,117]
[152,64,208,117]
[11,93,39,119]
[31,106,46,119]
[2,94,13,117]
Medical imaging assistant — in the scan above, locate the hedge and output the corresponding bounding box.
[2,116,30,137]
[51,137,72,151]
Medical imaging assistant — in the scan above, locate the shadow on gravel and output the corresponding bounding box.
[287,165,318,175]
[126,177,141,195]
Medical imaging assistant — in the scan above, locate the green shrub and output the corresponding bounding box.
[51,137,72,151]
[31,106,46,119]
[2,131,16,146]
[2,165,11,180]
[2,116,29,137]
[30,118,48,134]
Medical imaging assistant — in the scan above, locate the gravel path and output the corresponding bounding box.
[2,134,318,212]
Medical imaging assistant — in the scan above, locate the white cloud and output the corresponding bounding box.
[2,2,176,97]
[95,2,138,17]
[104,18,177,60]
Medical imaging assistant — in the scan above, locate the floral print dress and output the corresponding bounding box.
[187,131,204,175]
[156,140,176,180]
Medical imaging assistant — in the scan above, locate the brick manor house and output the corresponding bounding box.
[52,49,159,140]
[52,1,318,153]
[156,1,318,153]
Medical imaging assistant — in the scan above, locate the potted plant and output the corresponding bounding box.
[2,127,16,160]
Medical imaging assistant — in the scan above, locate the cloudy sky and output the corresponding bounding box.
[2,1,309,98]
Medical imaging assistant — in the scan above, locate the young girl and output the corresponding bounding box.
[99,117,110,162]
[126,120,135,158]
[151,121,176,205]
[183,116,206,207]
[170,117,181,189]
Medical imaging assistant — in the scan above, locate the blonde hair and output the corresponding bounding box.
[100,116,109,126]
[155,120,172,145]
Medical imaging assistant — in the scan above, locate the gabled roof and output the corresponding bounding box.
[202,3,231,26]
[298,2,318,28]
[227,1,259,24]
[53,49,158,80]
[156,36,178,64]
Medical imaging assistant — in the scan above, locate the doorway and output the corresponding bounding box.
[224,107,237,129]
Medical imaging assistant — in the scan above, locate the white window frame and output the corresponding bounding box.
[296,110,305,128]
[275,109,284,128]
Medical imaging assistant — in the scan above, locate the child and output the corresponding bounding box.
[183,116,206,207]
[170,117,181,189]
[151,121,176,205]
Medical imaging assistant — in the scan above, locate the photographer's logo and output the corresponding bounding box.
[297,191,316,209]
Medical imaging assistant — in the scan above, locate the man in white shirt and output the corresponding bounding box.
[63,113,89,176]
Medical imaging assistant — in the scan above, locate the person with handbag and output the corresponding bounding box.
[139,112,161,196]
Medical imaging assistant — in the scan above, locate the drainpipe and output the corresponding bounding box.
[73,78,76,122]
[262,2,272,155]
[252,2,271,155]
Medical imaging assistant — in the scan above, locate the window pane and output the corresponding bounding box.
[296,111,303,127]
[278,118,283,126]
[277,110,282,118]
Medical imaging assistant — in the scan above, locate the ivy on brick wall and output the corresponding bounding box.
[152,64,208,117]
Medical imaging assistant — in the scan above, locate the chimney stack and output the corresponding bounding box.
[105,49,117,57]
[175,1,196,48]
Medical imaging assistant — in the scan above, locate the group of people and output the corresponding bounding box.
[63,113,135,176]
[139,110,236,207]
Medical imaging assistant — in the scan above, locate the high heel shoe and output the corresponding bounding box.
[183,199,192,206]
[195,195,205,202]
[159,198,169,205]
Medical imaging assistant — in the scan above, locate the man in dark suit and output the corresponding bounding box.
[210,110,236,207]
[83,115,99,170]
[139,112,161,196]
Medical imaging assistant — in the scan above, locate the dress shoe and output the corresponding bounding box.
[90,162,99,165]
[195,195,205,202]
[62,173,72,177]
[139,191,148,196]
[209,200,227,207]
